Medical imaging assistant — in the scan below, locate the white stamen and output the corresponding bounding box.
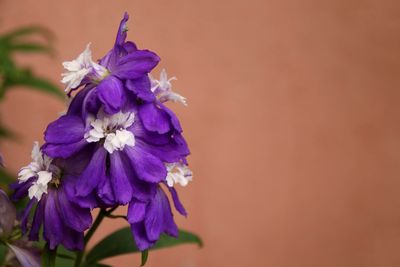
[150,69,187,106]
[85,111,136,153]
[165,162,193,187]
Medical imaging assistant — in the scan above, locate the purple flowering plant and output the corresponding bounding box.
[0,12,201,267]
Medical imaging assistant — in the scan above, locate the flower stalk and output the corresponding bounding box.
[74,208,108,267]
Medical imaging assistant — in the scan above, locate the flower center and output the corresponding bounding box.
[85,111,136,154]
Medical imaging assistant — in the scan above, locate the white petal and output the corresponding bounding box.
[36,171,52,186]
[31,142,41,162]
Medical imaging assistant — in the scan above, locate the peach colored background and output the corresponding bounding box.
[1,0,400,266]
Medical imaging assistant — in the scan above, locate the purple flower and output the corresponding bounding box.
[43,101,190,207]
[12,143,92,250]
[38,12,194,251]
[128,186,187,250]
[61,12,160,114]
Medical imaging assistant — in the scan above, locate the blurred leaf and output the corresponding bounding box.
[6,43,52,54]
[0,26,53,43]
[0,25,62,101]
[0,168,15,185]
[0,125,17,140]
[0,242,7,265]
[84,228,202,266]
[85,264,112,267]
[2,69,64,99]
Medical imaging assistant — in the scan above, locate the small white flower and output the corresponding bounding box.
[85,111,136,154]
[165,162,193,187]
[18,142,57,201]
[150,69,187,106]
[61,43,107,94]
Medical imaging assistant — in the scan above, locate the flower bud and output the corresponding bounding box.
[0,189,16,239]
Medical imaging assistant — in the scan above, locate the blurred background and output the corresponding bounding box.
[1,0,400,266]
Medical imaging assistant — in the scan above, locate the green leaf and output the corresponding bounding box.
[0,168,15,185]
[6,71,64,99]
[0,26,53,43]
[84,228,202,266]
[7,42,52,54]
[0,125,18,140]
[141,250,148,266]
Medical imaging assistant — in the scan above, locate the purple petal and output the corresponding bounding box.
[57,186,92,232]
[138,103,171,134]
[97,174,116,206]
[161,104,183,133]
[29,199,45,241]
[65,176,100,209]
[136,135,190,163]
[96,76,124,114]
[59,227,84,251]
[44,115,85,144]
[130,223,155,251]
[20,199,35,234]
[75,147,107,197]
[126,76,155,102]
[130,120,171,145]
[113,50,160,79]
[43,191,63,249]
[123,41,137,53]
[144,188,167,241]
[109,151,133,205]
[10,179,34,201]
[167,186,187,216]
[116,12,129,45]
[127,200,147,224]
[42,139,87,159]
[125,146,166,183]
[66,85,92,117]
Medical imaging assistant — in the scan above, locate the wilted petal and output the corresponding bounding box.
[0,189,16,238]
[7,244,41,267]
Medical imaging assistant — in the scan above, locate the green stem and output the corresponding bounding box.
[105,214,127,220]
[42,243,57,267]
[74,209,107,267]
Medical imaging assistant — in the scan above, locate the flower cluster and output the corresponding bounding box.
[12,12,192,251]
